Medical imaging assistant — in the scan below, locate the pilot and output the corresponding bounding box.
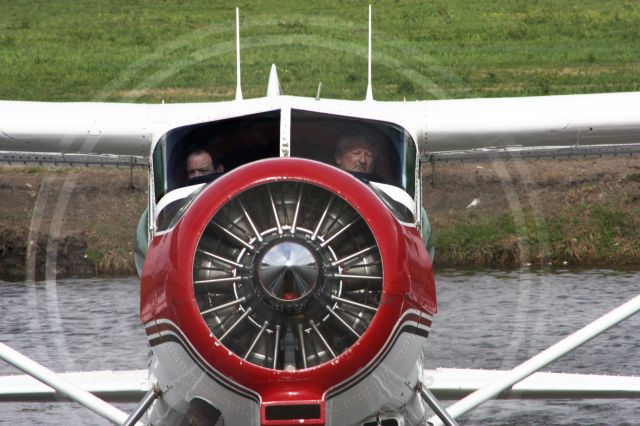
[335,135,434,259]
[334,135,377,174]
[186,148,224,179]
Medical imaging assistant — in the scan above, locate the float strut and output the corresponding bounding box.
[415,381,458,426]
[122,385,161,426]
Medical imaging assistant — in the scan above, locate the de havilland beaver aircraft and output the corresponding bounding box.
[2,7,640,426]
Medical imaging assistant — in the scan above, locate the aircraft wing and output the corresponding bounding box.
[415,92,640,154]
[425,368,640,400]
[0,101,155,156]
[0,100,255,156]
[2,92,640,158]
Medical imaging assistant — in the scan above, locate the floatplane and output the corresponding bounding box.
[1,7,640,426]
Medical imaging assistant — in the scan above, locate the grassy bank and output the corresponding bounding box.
[1,157,638,281]
[0,1,639,102]
[1,2,639,277]
[433,204,640,269]
[426,157,640,269]
[0,166,147,280]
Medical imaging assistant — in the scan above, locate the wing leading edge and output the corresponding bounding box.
[417,92,640,153]
[0,101,152,156]
[0,99,252,156]
[2,92,640,158]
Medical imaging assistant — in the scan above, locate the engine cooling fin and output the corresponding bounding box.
[193,180,382,371]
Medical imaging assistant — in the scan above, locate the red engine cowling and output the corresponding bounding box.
[141,158,436,425]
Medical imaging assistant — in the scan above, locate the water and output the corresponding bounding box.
[423,269,640,425]
[1,270,639,425]
[0,277,147,425]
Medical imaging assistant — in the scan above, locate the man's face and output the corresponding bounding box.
[336,141,375,173]
[187,152,214,179]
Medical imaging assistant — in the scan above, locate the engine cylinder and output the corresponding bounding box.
[193,179,383,371]
[141,158,436,424]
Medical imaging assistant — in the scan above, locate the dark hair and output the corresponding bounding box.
[187,146,224,169]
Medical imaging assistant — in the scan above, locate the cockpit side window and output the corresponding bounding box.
[152,110,280,203]
[290,109,416,198]
[152,138,167,202]
[403,131,416,198]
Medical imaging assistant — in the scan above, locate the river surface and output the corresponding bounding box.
[1,269,639,425]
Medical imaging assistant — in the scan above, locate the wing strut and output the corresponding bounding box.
[0,341,130,425]
[428,293,640,426]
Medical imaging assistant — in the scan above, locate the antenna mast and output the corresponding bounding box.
[235,7,243,101]
[365,4,373,101]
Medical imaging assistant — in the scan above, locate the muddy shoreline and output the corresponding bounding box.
[1,157,639,281]
[425,156,640,269]
[0,166,146,281]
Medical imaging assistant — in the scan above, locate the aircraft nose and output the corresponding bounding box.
[259,241,318,302]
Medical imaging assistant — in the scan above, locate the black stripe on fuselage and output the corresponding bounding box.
[325,319,430,399]
[147,321,260,404]
[146,315,430,405]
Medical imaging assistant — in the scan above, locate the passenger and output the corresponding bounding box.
[334,136,377,174]
[186,148,224,180]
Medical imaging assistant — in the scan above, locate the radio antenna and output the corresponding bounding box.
[365,4,373,101]
[235,7,243,101]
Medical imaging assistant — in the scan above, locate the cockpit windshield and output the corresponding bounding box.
[290,109,417,197]
[151,108,417,206]
[152,110,280,202]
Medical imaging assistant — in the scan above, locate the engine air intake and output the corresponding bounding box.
[264,404,322,421]
[193,180,382,371]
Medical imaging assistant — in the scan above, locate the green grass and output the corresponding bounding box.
[1,1,639,273]
[433,204,640,268]
[0,1,638,102]
[434,210,520,267]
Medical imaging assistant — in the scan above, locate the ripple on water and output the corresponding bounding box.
[1,270,639,425]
